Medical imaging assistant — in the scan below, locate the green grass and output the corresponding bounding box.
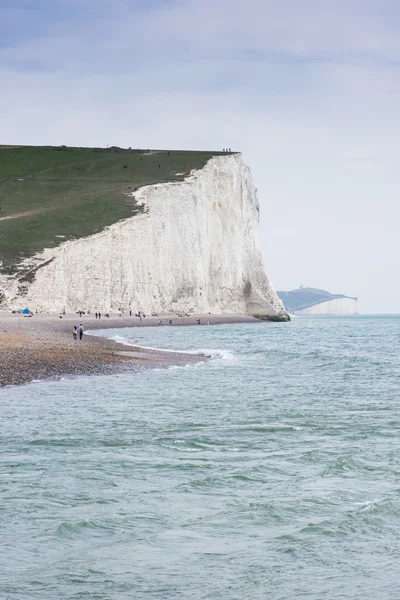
[0,145,226,275]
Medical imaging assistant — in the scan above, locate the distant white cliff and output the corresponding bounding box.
[294,298,358,315]
[277,287,358,316]
[3,154,287,319]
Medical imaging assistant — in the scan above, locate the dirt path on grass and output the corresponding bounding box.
[0,210,39,222]
[0,207,58,222]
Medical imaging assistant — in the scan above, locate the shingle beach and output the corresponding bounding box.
[0,312,258,387]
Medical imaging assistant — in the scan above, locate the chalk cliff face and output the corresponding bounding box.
[3,154,286,318]
[294,298,358,315]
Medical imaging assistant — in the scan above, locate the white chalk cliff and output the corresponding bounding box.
[294,298,358,316]
[3,154,287,318]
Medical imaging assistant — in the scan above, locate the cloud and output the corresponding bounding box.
[1,0,400,311]
[3,0,400,74]
[137,0,400,62]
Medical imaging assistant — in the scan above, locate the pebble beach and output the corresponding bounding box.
[0,311,258,387]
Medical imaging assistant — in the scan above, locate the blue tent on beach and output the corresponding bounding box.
[22,308,31,314]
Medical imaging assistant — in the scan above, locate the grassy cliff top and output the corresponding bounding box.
[0,145,228,276]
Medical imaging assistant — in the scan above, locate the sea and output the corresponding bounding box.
[1,315,400,600]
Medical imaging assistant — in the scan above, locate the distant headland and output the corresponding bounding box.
[277,287,358,315]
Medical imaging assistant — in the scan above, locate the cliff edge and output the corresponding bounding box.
[1,153,287,319]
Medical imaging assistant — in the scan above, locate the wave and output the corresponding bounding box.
[55,519,115,539]
[88,331,237,362]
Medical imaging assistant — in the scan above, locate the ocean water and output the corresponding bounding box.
[1,316,400,600]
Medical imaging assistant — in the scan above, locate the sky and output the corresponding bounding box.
[1,0,400,313]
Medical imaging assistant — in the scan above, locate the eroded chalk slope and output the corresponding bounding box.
[2,154,286,318]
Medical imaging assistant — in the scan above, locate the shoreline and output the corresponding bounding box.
[0,312,259,388]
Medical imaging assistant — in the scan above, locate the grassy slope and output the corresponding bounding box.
[0,146,225,276]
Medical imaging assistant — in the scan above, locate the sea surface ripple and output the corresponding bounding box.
[1,316,400,599]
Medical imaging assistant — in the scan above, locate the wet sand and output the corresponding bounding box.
[0,312,258,388]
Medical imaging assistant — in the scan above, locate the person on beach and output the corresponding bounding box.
[73,326,78,340]
[78,324,84,340]
[98,312,101,319]
[95,312,98,319]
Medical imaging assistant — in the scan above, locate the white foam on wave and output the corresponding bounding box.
[112,335,207,356]
[355,498,381,512]
[193,348,237,361]
[87,331,237,362]
[168,362,205,371]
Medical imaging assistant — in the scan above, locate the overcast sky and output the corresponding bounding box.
[2,0,399,313]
